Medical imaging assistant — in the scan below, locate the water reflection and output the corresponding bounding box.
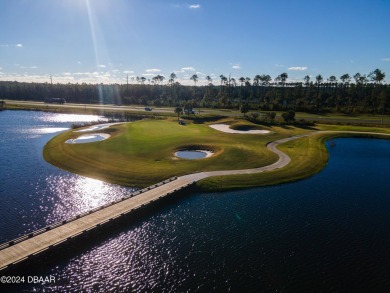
[38,113,107,123]
[43,175,134,224]
[0,110,134,242]
[34,127,70,134]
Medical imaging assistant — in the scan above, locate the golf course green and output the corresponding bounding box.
[43,118,390,190]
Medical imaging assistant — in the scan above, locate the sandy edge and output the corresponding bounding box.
[66,133,111,144]
[209,124,270,134]
[74,122,122,132]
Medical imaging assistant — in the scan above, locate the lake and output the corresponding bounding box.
[1,110,390,292]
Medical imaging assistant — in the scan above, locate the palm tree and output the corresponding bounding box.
[315,74,323,85]
[328,75,337,94]
[303,75,310,86]
[339,73,351,99]
[190,74,198,85]
[174,106,183,121]
[206,75,212,85]
[315,74,323,109]
[169,72,177,86]
[219,75,227,94]
[253,75,261,86]
[219,75,226,85]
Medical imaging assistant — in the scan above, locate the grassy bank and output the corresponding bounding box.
[197,129,390,191]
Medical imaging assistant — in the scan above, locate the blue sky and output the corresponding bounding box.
[1,0,389,85]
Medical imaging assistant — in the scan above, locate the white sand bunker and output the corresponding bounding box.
[209,124,270,134]
[66,133,110,144]
[75,122,121,132]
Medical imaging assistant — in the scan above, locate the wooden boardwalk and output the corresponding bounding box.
[0,176,196,271]
[1,130,389,271]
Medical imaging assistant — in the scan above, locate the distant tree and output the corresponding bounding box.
[281,110,296,123]
[206,75,212,84]
[174,106,183,121]
[190,74,198,85]
[368,68,385,84]
[124,112,132,122]
[280,73,288,84]
[260,74,272,85]
[220,75,227,86]
[314,74,324,109]
[240,103,250,116]
[340,73,351,84]
[153,74,165,85]
[254,75,261,86]
[303,75,310,85]
[264,112,276,123]
[328,75,337,83]
[315,74,323,85]
[169,72,177,85]
[249,112,260,120]
[268,112,276,123]
[353,73,362,84]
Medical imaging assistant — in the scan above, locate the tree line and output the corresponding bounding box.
[0,68,388,114]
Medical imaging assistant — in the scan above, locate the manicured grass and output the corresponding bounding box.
[43,118,390,190]
[197,129,390,191]
[44,119,309,187]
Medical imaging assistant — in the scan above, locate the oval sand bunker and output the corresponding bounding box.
[209,124,270,134]
[66,133,110,144]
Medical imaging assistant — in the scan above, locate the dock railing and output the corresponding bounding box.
[0,176,179,252]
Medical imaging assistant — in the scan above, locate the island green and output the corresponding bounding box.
[44,118,390,190]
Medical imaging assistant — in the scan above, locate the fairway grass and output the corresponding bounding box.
[43,119,390,190]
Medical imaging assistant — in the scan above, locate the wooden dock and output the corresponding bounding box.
[0,176,198,271]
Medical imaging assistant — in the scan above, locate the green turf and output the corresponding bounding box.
[44,119,306,187]
[197,130,390,191]
[43,118,390,190]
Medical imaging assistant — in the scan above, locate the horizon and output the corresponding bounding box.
[1,0,390,85]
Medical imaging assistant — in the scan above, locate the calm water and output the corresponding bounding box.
[176,150,207,159]
[1,110,390,292]
[0,110,134,242]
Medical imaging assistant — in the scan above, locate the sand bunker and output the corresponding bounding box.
[209,124,270,134]
[66,133,110,144]
[75,122,121,132]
